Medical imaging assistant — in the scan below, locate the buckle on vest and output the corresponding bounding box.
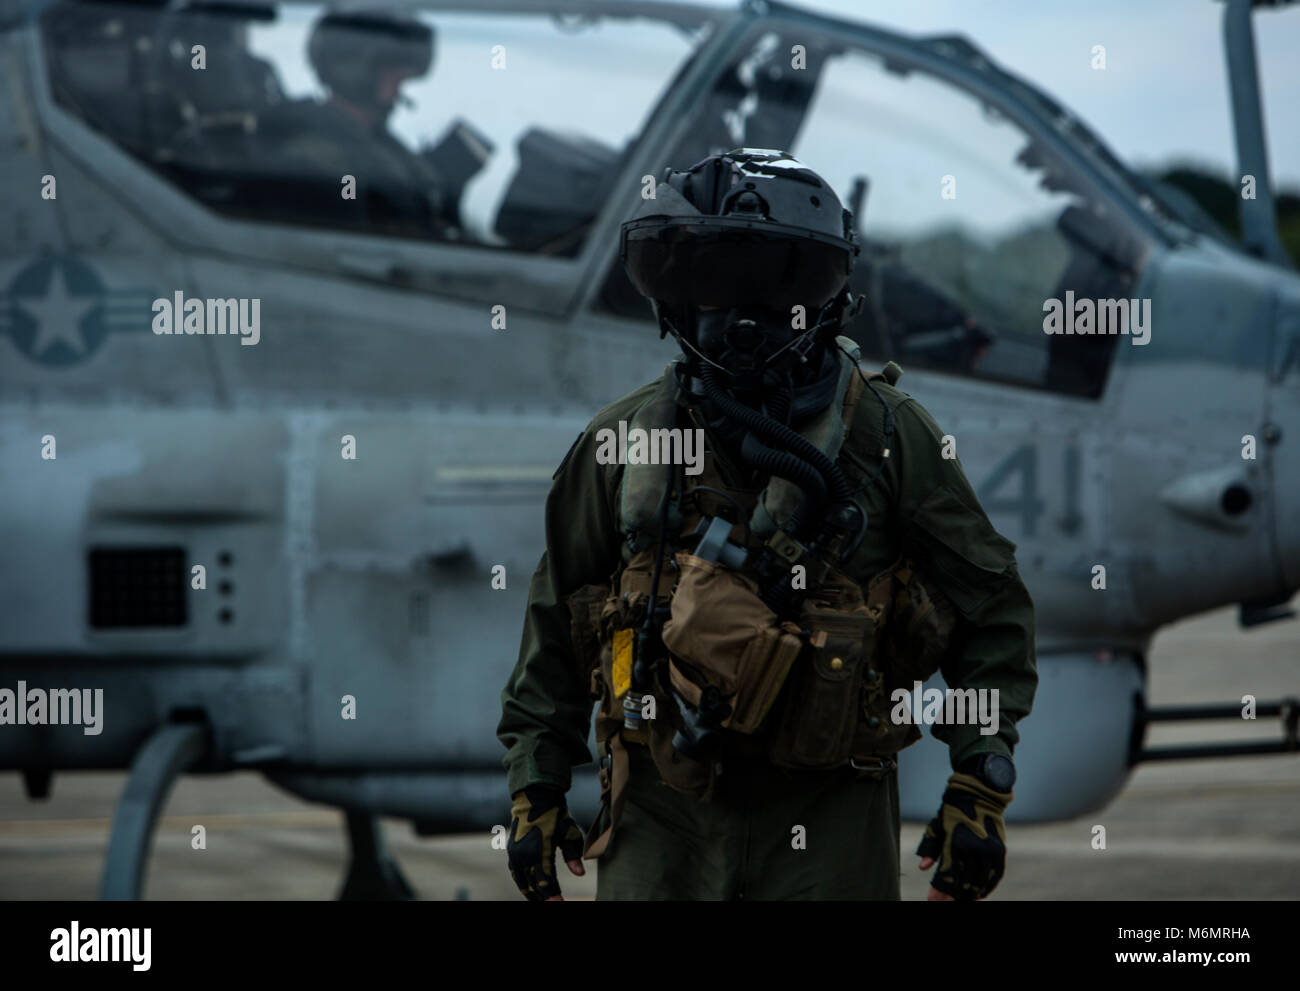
[849,755,896,776]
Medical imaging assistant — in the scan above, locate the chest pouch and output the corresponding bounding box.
[659,551,806,736]
[768,590,878,770]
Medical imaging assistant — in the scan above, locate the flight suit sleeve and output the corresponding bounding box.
[497,428,624,797]
[889,396,1038,770]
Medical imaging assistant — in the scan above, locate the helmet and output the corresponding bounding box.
[621,149,858,313]
[308,9,433,110]
[621,149,860,382]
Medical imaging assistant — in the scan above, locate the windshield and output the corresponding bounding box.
[911,34,1191,244]
[41,0,715,253]
[998,69,1191,240]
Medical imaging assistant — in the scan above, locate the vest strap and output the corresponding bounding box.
[582,731,630,861]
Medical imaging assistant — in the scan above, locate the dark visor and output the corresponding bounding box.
[621,219,853,310]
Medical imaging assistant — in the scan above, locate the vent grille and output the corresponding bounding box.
[88,547,187,628]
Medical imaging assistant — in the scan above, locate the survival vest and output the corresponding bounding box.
[567,343,958,859]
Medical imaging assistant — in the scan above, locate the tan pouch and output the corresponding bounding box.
[659,552,803,734]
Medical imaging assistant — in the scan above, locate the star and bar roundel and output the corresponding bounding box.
[0,255,156,367]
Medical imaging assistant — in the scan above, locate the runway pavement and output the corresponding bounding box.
[0,605,1295,900]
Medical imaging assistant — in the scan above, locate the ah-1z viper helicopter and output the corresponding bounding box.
[0,0,1296,898]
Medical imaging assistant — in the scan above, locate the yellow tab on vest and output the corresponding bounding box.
[612,628,634,698]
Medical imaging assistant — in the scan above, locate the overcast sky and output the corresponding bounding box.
[741,0,1300,189]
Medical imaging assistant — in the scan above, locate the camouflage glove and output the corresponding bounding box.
[916,772,1012,900]
[507,785,586,901]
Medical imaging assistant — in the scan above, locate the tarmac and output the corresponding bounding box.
[0,605,1296,900]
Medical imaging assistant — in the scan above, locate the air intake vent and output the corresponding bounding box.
[88,547,187,628]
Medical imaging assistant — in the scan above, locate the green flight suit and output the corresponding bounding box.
[497,363,1037,900]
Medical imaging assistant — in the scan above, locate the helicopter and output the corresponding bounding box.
[0,0,1296,899]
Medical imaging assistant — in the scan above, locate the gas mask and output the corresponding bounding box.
[695,305,807,378]
[672,293,854,395]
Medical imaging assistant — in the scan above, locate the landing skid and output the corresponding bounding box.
[1130,696,1300,762]
[100,722,210,900]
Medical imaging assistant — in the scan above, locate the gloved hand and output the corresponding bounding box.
[915,772,1011,900]
[507,784,586,901]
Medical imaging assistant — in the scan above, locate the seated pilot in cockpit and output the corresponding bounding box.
[259,10,491,242]
[255,10,449,238]
[41,1,481,242]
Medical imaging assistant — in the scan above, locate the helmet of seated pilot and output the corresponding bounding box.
[308,8,434,123]
[620,149,860,386]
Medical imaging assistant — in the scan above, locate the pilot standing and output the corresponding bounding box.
[497,150,1037,900]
